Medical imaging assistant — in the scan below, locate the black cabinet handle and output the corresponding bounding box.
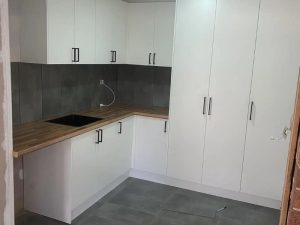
[153,53,156,65]
[77,48,80,62]
[149,53,152,65]
[203,97,207,115]
[72,48,80,62]
[208,97,213,116]
[96,129,103,144]
[249,101,254,121]
[110,51,116,63]
[72,48,76,62]
[164,121,167,133]
[118,122,122,134]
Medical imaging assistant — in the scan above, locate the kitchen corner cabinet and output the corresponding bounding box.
[133,116,169,175]
[95,0,127,64]
[24,118,134,224]
[126,2,175,67]
[19,0,126,64]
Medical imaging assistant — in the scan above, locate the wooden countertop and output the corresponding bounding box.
[13,104,169,158]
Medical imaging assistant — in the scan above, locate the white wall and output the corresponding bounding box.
[8,0,20,62]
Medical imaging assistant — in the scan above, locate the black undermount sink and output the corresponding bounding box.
[47,114,103,127]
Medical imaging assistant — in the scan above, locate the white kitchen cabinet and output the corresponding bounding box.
[19,0,127,64]
[202,0,260,192]
[74,0,96,64]
[95,0,127,64]
[167,0,216,183]
[126,3,155,66]
[133,116,168,175]
[24,118,134,224]
[153,3,176,67]
[126,2,175,67]
[241,0,300,200]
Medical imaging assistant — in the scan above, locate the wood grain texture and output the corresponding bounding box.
[280,75,300,225]
[13,104,168,158]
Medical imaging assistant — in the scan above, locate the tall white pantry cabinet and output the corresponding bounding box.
[168,0,300,202]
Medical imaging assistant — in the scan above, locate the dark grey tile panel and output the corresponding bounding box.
[41,65,62,119]
[116,64,135,104]
[153,67,171,107]
[11,62,21,125]
[132,65,154,106]
[19,63,42,123]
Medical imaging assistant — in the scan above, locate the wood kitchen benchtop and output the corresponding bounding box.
[13,104,169,158]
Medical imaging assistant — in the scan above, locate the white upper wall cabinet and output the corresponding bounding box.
[74,0,96,64]
[167,0,216,183]
[19,0,127,64]
[126,3,156,66]
[95,0,127,64]
[126,2,175,67]
[202,0,260,192]
[241,0,300,200]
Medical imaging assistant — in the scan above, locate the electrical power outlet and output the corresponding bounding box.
[100,80,105,85]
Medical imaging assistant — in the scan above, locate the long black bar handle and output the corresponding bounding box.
[149,53,152,65]
[153,53,156,65]
[77,48,80,62]
[249,101,254,121]
[72,48,76,62]
[118,122,122,134]
[114,51,117,63]
[203,97,207,115]
[96,129,103,144]
[164,121,167,133]
[208,97,213,116]
[110,51,114,63]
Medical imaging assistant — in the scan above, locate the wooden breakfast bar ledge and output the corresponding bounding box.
[13,104,169,158]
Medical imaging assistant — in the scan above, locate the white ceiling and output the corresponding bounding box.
[124,0,175,2]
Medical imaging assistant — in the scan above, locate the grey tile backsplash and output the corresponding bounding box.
[11,63,171,125]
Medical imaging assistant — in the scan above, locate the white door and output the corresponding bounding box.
[115,118,134,176]
[95,123,120,188]
[47,0,75,64]
[153,2,175,67]
[71,130,98,210]
[126,3,155,66]
[241,0,300,200]
[202,0,260,192]
[167,0,216,183]
[74,0,96,64]
[133,116,168,175]
[110,0,127,64]
[95,0,114,64]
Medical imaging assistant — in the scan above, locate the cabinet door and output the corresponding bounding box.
[47,0,75,64]
[71,130,98,210]
[95,123,120,188]
[202,0,260,192]
[115,118,134,176]
[74,0,96,64]
[126,3,155,66]
[241,0,300,200]
[153,2,175,67]
[167,0,216,183]
[110,0,127,64]
[133,116,168,175]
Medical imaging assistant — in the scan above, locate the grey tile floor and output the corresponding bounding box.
[16,178,280,225]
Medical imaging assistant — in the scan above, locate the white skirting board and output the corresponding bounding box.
[72,171,130,220]
[129,169,281,209]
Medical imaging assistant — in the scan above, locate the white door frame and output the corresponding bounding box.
[0,0,15,224]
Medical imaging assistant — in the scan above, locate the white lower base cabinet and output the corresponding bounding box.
[133,116,169,175]
[24,118,134,223]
